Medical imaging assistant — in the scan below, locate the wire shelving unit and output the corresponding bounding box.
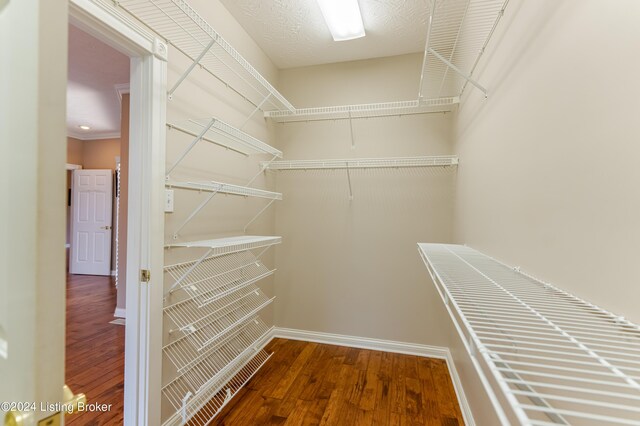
[418,243,640,426]
[162,317,272,426]
[166,118,282,178]
[264,98,459,123]
[117,0,295,112]
[263,156,459,170]
[165,250,274,305]
[419,0,509,99]
[114,1,286,423]
[166,180,282,200]
[166,235,281,252]
[265,156,458,200]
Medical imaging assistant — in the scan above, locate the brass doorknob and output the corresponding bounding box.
[63,385,86,414]
[4,411,31,426]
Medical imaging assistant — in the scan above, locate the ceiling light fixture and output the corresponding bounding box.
[78,125,91,130]
[316,0,365,42]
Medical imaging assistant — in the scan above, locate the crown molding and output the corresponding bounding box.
[114,83,130,102]
[67,129,121,140]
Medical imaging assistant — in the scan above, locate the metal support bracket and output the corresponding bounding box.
[172,188,221,239]
[418,0,437,99]
[348,108,355,150]
[346,165,354,201]
[240,94,272,130]
[244,199,276,233]
[167,248,214,294]
[168,38,216,99]
[428,47,488,97]
[166,118,216,178]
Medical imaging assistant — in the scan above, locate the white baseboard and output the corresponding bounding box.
[114,308,126,318]
[270,327,474,426]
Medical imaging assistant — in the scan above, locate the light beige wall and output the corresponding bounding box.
[273,54,455,346]
[451,1,640,423]
[454,0,640,323]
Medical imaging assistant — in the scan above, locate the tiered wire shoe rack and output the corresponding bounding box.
[419,244,640,426]
[116,0,291,423]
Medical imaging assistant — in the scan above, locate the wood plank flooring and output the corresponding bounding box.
[65,274,124,426]
[64,274,464,425]
[213,339,465,426]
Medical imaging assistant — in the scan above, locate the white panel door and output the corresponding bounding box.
[70,169,113,275]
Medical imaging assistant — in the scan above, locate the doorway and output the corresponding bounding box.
[67,0,168,423]
[65,22,131,423]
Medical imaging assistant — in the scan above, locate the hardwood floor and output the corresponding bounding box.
[64,275,464,425]
[65,274,124,426]
[213,339,465,426]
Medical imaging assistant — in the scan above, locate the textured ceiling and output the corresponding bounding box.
[67,24,130,140]
[219,0,430,69]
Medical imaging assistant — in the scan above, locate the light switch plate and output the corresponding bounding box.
[165,189,174,213]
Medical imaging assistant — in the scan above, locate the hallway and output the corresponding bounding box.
[65,274,124,425]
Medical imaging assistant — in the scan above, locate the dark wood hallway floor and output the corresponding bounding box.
[65,274,124,425]
[213,339,465,426]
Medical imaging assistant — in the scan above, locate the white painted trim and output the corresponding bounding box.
[67,130,121,140]
[114,308,127,319]
[115,83,131,102]
[65,163,82,170]
[273,327,448,358]
[69,1,167,425]
[69,0,156,57]
[270,328,475,426]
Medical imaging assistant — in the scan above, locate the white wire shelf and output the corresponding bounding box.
[162,318,272,426]
[166,235,281,252]
[165,250,274,305]
[418,243,640,426]
[164,285,273,351]
[264,98,459,122]
[166,118,282,177]
[419,0,509,99]
[118,0,295,112]
[166,180,282,201]
[263,156,459,170]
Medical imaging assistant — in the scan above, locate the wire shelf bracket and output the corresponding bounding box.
[118,0,295,113]
[418,243,640,426]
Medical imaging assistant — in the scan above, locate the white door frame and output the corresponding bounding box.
[69,1,167,424]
